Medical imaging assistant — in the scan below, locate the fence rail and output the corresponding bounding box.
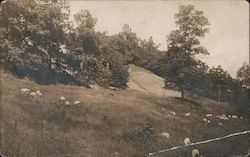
[148,130,250,156]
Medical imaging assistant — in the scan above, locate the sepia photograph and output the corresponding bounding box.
[0,0,249,157]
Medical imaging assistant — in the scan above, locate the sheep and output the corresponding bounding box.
[65,101,70,106]
[216,115,229,120]
[59,96,66,102]
[169,111,176,116]
[21,88,30,94]
[221,116,229,120]
[203,118,207,122]
[184,138,191,145]
[192,149,200,157]
[232,115,238,119]
[207,120,211,124]
[74,100,80,106]
[218,122,223,126]
[160,132,170,138]
[206,114,212,117]
[240,116,244,119]
[162,108,166,111]
[36,90,42,97]
[30,92,37,97]
[185,112,191,116]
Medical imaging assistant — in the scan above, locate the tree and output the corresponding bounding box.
[99,36,129,87]
[237,63,250,90]
[0,0,70,81]
[163,5,210,98]
[208,65,233,102]
[73,10,99,55]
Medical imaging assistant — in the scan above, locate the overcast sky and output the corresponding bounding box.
[69,0,249,77]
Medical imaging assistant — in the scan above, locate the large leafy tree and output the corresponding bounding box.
[163,5,210,98]
[0,0,70,80]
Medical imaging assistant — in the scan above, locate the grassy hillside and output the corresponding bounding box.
[0,68,249,157]
[127,65,180,97]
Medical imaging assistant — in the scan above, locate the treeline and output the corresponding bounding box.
[0,0,249,105]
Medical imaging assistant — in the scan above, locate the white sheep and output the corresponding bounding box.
[192,149,200,157]
[222,117,229,120]
[65,101,70,106]
[232,115,238,119]
[240,116,243,119]
[30,92,37,97]
[203,118,207,122]
[206,114,212,117]
[160,132,170,138]
[170,111,176,116]
[36,90,42,97]
[59,96,66,102]
[216,115,229,120]
[162,108,166,111]
[185,113,191,116]
[21,88,30,94]
[218,122,223,126]
[74,100,80,106]
[184,138,191,145]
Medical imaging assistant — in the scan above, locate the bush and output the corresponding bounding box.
[74,56,112,87]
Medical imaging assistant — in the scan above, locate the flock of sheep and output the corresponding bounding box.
[158,109,244,157]
[162,108,243,127]
[21,87,244,157]
[21,88,42,97]
[21,88,81,107]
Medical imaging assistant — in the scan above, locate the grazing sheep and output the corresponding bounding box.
[184,138,191,145]
[216,115,229,120]
[203,118,207,122]
[65,101,70,106]
[185,113,191,116]
[207,120,211,124]
[59,96,66,101]
[21,88,30,94]
[192,149,200,157]
[170,111,176,116]
[160,132,170,138]
[218,122,223,126]
[240,116,243,119]
[162,108,166,111]
[206,114,212,117]
[30,92,37,97]
[222,116,229,120]
[228,115,231,118]
[36,90,42,97]
[74,100,80,106]
[232,115,238,119]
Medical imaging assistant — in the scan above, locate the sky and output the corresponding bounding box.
[69,0,249,78]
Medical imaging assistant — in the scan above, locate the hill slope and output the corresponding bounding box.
[0,68,249,157]
[127,65,180,97]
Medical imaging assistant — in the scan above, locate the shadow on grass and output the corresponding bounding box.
[174,97,201,107]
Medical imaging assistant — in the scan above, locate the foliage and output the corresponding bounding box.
[0,0,70,81]
[237,63,250,90]
[0,1,247,100]
[163,5,210,98]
